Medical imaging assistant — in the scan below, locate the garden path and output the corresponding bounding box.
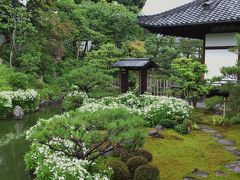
[183,125,240,179]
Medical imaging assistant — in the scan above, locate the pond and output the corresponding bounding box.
[0,104,63,180]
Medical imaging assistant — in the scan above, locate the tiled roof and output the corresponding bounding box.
[113,58,158,69]
[139,0,240,27]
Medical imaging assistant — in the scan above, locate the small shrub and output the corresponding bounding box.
[205,96,224,111]
[133,164,159,180]
[134,149,153,162]
[9,72,29,90]
[212,115,227,126]
[126,156,148,178]
[158,118,177,128]
[174,124,189,134]
[108,159,130,180]
[0,96,12,119]
[63,91,88,111]
[120,153,133,163]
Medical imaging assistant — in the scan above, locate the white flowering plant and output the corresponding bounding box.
[25,108,145,179]
[0,89,40,119]
[79,92,191,128]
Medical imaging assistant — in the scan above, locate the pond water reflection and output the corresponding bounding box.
[0,104,63,180]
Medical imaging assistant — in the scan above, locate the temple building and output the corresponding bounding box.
[139,0,240,81]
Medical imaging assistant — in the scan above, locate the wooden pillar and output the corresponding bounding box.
[120,69,129,93]
[139,69,147,95]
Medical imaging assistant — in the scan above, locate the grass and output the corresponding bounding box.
[143,109,240,179]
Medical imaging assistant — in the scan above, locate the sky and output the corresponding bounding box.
[142,0,194,15]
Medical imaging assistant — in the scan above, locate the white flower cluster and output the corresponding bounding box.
[78,92,190,120]
[30,143,110,180]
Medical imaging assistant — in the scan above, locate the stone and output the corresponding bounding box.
[216,139,235,146]
[202,129,218,133]
[224,146,238,151]
[225,163,240,173]
[215,170,227,176]
[230,150,240,157]
[211,134,225,139]
[12,106,24,120]
[191,168,209,178]
[155,124,164,131]
[148,130,164,138]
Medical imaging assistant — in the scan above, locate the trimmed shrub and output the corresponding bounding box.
[174,124,189,134]
[134,149,153,162]
[134,164,159,180]
[120,153,133,163]
[126,156,148,177]
[108,159,130,180]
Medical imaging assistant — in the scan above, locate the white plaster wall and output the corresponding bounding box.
[205,50,237,79]
[205,33,237,47]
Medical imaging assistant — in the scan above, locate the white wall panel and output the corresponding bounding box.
[205,50,237,79]
[205,33,237,47]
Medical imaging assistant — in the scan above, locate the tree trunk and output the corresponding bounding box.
[9,18,17,69]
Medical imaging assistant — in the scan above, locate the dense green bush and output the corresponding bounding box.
[63,91,88,111]
[9,72,30,90]
[133,164,159,180]
[25,108,146,179]
[126,156,148,178]
[174,124,189,134]
[205,96,224,111]
[134,149,153,162]
[0,96,12,119]
[0,64,13,91]
[108,159,130,180]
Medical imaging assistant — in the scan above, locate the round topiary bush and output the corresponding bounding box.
[134,149,153,162]
[108,159,130,180]
[133,164,160,180]
[126,156,148,177]
[120,152,133,163]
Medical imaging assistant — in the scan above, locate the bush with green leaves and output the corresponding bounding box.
[0,95,12,119]
[205,96,224,111]
[9,72,30,90]
[134,149,153,162]
[126,156,148,178]
[133,164,159,180]
[174,124,189,134]
[108,159,130,180]
[63,91,88,111]
[25,108,146,179]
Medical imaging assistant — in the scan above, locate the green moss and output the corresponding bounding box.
[144,129,239,180]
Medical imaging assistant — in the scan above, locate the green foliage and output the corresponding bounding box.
[9,72,30,90]
[133,164,159,180]
[63,91,88,111]
[85,43,123,75]
[174,124,189,134]
[108,159,130,180]
[0,96,11,119]
[133,149,153,162]
[205,96,224,111]
[126,156,148,178]
[64,65,112,93]
[0,64,13,91]
[171,57,211,107]
[212,115,226,126]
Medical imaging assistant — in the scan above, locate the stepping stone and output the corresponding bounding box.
[216,139,235,146]
[225,163,240,173]
[230,150,240,157]
[215,170,227,176]
[211,134,225,139]
[191,169,209,178]
[202,129,218,134]
[224,146,238,151]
